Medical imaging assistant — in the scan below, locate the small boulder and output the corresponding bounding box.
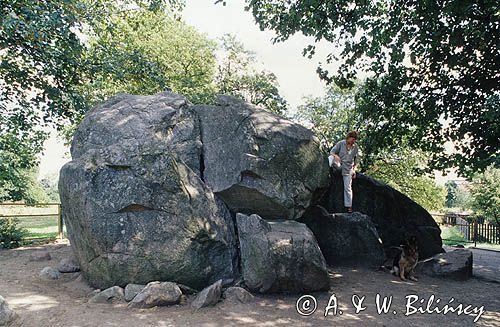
[236,213,330,293]
[124,284,145,302]
[223,287,254,304]
[29,250,51,262]
[128,282,182,309]
[89,286,125,304]
[191,279,222,309]
[0,295,17,326]
[299,206,385,268]
[320,173,443,259]
[416,248,473,280]
[39,267,61,280]
[58,257,80,273]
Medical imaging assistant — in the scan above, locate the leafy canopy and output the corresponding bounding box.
[295,84,446,211]
[233,0,500,177]
[470,166,500,224]
[87,9,217,105]
[216,34,288,116]
[0,0,183,201]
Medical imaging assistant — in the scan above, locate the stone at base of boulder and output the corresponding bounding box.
[0,295,17,326]
[29,250,51,262]
[299,206,385,268]
[58,257,80,273]
[237,213,330,294]
[191,280,222,309]
[124,284,145,302]
[223,287,254,304]
[89,286,125,304]
[39,267,61,280]
[128,282,182,309]
[416,249,473,281]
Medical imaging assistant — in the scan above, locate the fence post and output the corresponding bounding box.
[57,204,63,239]
[473,219,477,248]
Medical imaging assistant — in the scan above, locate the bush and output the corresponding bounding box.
[471,166,500,224]
[0,218,26,249]
[440,225,467,246]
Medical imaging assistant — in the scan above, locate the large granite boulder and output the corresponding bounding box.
[319,172,443,259]
[300,206,385,268]
[193,96,329,220]
[236,213,330,293]
[59,92,239,289]
[416,248,473,280]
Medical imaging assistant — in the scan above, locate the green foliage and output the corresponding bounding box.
[0,218,26,249]
[238,0,500,177]
[86,10,217,106]
[365,148,446,212]
[446,183,473,212]
[295,84,446,212]
[470,166,500,224]
[295,84,364,152]
[39,174,60,202]
[215,34,288,116]
[440,226,467,246]
[455,188,473,212]
[0,167,49,205]
[445,181,459,208]
[0,0,183,199]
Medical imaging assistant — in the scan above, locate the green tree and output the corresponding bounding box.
[86,10,217,106]
[364,148,446,212]
[455,187,473,212]
[0,166,49,205]
[1,0,182,202]
[445,181,459,208]
[231,0,500,177]
[215,34,288,116]
[295,84,445,211]
[470,166,500,224]
[39,173,60,203]
[295,84,363,152]
[445,181,473,211]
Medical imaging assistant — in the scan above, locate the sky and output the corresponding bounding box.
[37,0,461,184]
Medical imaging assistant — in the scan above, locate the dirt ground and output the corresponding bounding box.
[1,242,499,327]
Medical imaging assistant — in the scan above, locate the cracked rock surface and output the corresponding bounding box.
[59,92,328,291]
[59,92,239,289]
[193,96,329,220]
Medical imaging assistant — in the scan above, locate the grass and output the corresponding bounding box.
[466,243,500,251]
[440,225,469,245]
[1,215,62,242]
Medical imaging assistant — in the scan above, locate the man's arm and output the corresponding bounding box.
[330,142,341,161]
[352,147,361,178]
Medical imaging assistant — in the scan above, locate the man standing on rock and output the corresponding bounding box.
[329,131,360,213]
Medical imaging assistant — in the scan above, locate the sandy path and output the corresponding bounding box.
[1,242,499,327]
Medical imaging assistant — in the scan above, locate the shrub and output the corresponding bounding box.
[0,218,26,249]
[440,225,467,246]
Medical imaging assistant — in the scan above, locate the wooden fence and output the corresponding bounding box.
[434,213,500,246]
[0,203,64,242]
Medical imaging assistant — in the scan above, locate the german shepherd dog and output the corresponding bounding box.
[391,236,419,281]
